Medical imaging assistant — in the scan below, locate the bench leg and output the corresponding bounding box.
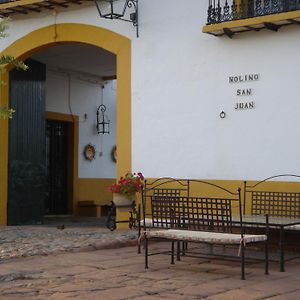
[171,241,175,264]
[177,241,181,261]
[280,226,285,272]
[182,242,186,256]
[265,240,269,275]
[145,237,149,269]
[183,242,188,255]
[137,228,141,254]
[241,243,245,280]
[137,206,141,254]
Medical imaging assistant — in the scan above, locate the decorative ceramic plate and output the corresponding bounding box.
[111,145,117,163]
[83,144,96,161]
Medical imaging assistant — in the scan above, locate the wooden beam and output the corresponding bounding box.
[0,0,93,17]
[264,22,281,32]
[245,26,261,32]
[102,75,117,81]
[23,6,41,12]
[7,7,28,14]
[0,0,46,9]
[287,18,300,25]
[223,27,235,38]
[34,3,54,9]
[67,0,83,4]
[47,1,68,8]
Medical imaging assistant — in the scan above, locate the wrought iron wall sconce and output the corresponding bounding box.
[94,0,139,37]
[96,104,110,134]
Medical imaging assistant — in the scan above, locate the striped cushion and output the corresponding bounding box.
[285,224,300,230]
[140,218,171,228]
[146,229,267,245]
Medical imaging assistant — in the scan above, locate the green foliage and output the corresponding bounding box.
[0,106,15,119]
[0,18,28,119]
[0,55,28,72]
[0,18,8,39]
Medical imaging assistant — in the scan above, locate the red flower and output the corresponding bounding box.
[107,172,145,196]
[137,172,144,180]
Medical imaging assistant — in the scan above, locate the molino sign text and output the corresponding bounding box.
[229,74,259,111]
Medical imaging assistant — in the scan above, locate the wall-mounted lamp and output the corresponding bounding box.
[94,0,139,37]
[96,104,110,134]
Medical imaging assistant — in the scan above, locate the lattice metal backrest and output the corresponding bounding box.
[142,178,190,226]
[151,195,180,228]
[144,178,189,198]
[153,188,182,197]
[150,195,235,233]
[251,191,300,218]
[179,197,234,233]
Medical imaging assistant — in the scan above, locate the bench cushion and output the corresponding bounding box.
[285,224,300,230]
[140,218,171,228]
[146,229,267,245]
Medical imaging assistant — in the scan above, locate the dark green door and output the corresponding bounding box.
[8,59,46,225]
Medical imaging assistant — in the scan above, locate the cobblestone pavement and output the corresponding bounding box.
[0,217,138,260]
[0,219,300,299]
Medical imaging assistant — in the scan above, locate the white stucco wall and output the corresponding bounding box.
[46,69,117,178]
[2,0,300,181]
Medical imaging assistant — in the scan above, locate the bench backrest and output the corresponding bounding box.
[142,178,190,225]
[151,195,236,233]
[153,188,182,197]
[244,174,300,217]
[251,191,300,218]
[144,178,190,198]
[143,178,241,233]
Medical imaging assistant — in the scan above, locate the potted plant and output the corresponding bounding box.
[107,172,144,208]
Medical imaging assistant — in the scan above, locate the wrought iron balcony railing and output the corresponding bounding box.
[207,0,300,25]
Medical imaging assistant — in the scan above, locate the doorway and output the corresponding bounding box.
[0,24,131,226]
[46,120,69,215]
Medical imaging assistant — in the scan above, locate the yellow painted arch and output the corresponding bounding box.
[0,23,131,225]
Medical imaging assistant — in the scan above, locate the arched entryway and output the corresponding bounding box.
[0,23,132,225]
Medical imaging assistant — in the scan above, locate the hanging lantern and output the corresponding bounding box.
[94,0,139,37]
[96,104,110,134]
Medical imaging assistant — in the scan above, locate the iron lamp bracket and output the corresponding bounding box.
[94,0,139,37]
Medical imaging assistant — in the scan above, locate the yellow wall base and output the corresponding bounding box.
[76,178,114,217]
[129,177,300,229]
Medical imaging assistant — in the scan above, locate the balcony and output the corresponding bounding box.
[0,0,93,17]
[203,0,300,37]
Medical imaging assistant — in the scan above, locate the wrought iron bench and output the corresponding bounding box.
[141,178,190,225]
[243,174,300,219]
[243,174,300,271]
[142,180,269,280]
[138,177,190,253]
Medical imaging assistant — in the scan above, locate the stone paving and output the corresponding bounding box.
[0,217,137,260]
[0,218,300,299]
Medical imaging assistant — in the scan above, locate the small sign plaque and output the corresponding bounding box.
[229,74,259,111]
